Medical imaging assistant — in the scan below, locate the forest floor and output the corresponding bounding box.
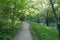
[12,22,33,40]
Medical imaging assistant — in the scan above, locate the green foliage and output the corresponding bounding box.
[0,21,22,40]
[0,0,59,40]
[29,22,60,40]
[0,0,27,40]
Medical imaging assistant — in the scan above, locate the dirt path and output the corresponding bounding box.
[12,22,33,40]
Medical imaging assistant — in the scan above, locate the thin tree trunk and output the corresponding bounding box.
[50,0,60,37]
[38,18,40,23]
[46,11,49,26]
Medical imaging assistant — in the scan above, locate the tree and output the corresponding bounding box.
[50,0,60,37]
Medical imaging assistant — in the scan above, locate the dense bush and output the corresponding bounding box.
[0,21,22,40]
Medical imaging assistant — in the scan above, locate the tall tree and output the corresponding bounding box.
[50,0,60,37]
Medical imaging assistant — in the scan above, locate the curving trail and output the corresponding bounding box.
[12,22,33,40]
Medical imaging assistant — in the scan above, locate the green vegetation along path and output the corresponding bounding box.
[12,22,33,40]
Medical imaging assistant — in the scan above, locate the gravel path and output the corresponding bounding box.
[12,22,33,40]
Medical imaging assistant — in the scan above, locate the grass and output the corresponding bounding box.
[29,22,60,40]
[0,21,22,40]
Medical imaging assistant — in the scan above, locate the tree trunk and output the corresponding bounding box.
[38,18,40,23]
[46,11,49,26]
[57,24,60,37]
[46,18,49,26]
[50,0,60,37]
